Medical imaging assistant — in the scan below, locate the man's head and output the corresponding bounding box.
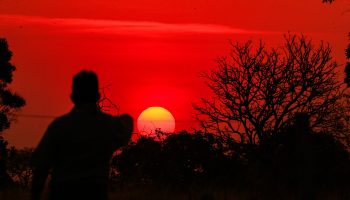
[71,70,100,105]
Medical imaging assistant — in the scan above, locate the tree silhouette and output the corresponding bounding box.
[243,112,350,198]
[0,139,12,189]
[112,131,242,189]
[321,0,350,86]
[0,38,25,133]
[7,147,34,189]
[322,0,335,3]
[194,34,343,144]
[161,131,221,185]
[113,137,163,185]
[345,33,350,86]
[0,38,25,189]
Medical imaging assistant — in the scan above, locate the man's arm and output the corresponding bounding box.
[31,123,56,200]
[113,114,133,149]
[31,166,50,200]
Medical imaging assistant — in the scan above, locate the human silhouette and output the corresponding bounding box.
[31,70,133,200]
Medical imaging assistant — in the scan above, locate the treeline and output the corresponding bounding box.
[110,114,350,198]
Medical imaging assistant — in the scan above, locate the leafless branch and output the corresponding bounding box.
[194,34,344,145]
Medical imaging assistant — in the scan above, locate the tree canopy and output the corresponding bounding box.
[322,0,335,3]
[0,38,25,133]
[0,38,25,190]
[344,34,350,86]
[194,34,343,144]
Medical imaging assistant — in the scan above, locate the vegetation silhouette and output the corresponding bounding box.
[0,38,25,190]
[109,34,350,199]
[322,0,335,3]
[7,147,34,189]
[193,34,346,145]
[243,113,350,199]
[322,0,350,86]
[112,131,240,199]
[345,33,350,86]
[31,71,133,200]
[111,116,350,199]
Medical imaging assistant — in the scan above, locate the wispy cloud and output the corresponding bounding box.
[0,14,270,35]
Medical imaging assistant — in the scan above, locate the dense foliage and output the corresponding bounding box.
[0,38,25,133]
[109,117,350,198]
[0,38,25,190]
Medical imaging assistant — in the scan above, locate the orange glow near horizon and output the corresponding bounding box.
[137,106,175,135]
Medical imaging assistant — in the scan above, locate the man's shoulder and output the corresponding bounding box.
[97,111,114,119]
[52,112,73,123]
[47,110,129,133]
[47,112,77,130]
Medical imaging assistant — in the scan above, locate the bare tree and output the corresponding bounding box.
[194,34,344,144]
[97,84,120,115]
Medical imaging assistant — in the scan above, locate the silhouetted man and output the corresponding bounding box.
[31,70,133,200]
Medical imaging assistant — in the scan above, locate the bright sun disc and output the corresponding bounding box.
[137,106,175,134]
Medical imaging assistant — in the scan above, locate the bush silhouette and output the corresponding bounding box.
[243,113,350,198]
[113,131,242,187]
[113,137,163,185]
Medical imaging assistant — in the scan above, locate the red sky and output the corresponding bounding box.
[0,0,349,148]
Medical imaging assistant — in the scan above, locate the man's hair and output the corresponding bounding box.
[71,70,100,105]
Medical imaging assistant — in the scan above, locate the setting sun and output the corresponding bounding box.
[137,106,175,134]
